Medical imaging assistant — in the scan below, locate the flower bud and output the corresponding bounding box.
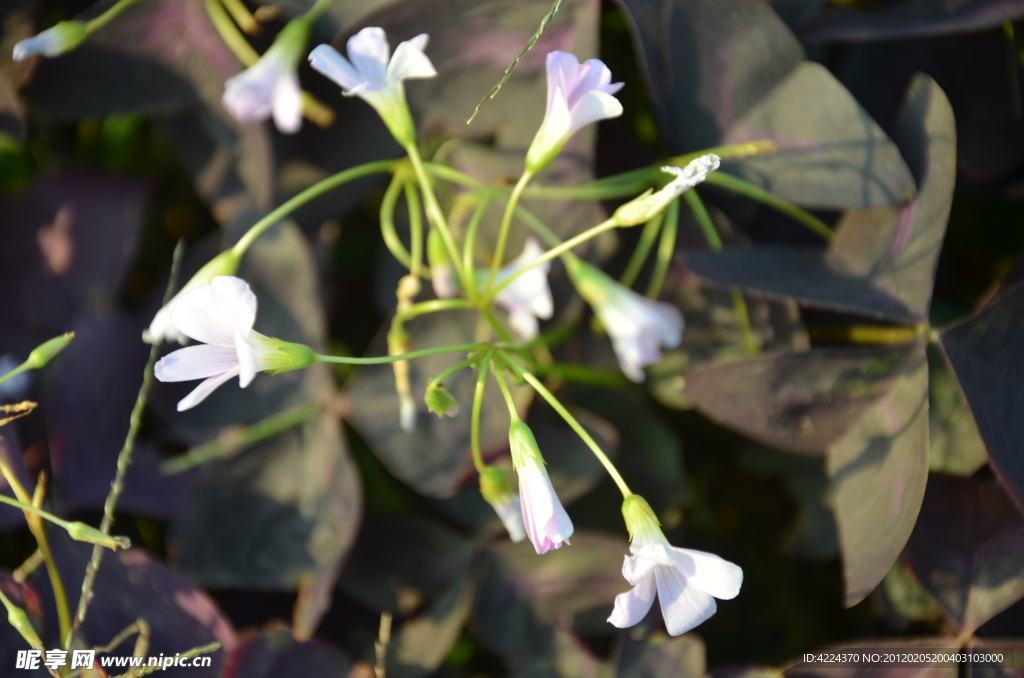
[1,597,43,650]
[65,521,131,550]
[12,21,89,61]
[24,332,74,369]
[510,419,574,553]
[424,381,459,417]
[613,154,720,226]
[248,334,316,374]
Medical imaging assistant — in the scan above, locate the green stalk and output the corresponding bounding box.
[0,496,129,550]
[702,172,834,242]
[84,0,142,33]
[619,212,664,288]
[485,171,534,295]
[683,188,721,250]
[645,197,679,299]
[404,179,425,278]
[462,190,495,303]
[469,351,495,473]
[380,170,413,270]
[313,343,489,365]
[403,143,466,286]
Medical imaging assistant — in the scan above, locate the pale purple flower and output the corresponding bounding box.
[493,494,527,543]
[308,28,436,143]
[608,537,743,636]
[223,21,309,134]
[154,276,312,411]
[492,238,553,341]
[568,261,683,382]
[526,51,624,172]
[510,420,573,554]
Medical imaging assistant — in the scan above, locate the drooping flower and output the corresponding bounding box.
[154,276,314,411]
[144,250,241,345]
[526,51,624,173]
[615,155,721,226]
[12,21,88,61]
[479,466,527,543]
[309,27,436,144]
[566,259,683,383]
[223,18,312,134]
[609,495,742,636]
[509,419,573,554]
[490,237,553,341]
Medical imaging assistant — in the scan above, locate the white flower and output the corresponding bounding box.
[615,155,721,226]
[568,260,683,383]
[12,21,87,61]
[154,276,313,411]
[493,494,527,543]
[223,19,310,134]
[526,51,624,172]
[510,420,573,554]
[309,28,436,144]
[143,250,241,346]
[609,495,742,636]
[491,237,553,341]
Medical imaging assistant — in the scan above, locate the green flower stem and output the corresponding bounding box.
[462,189,496,303]
[470,351,495,474]
[501,353,632,498]
[807,324,923,345]
[84,0,142,33]
[671,139,778,166]
[730,289,758,354]
[702,172,834,242]
[219,0,259,33]
[619,212,664,288]
[0,364,27,388]
[69,241,184,648]
[0,461,70,646]
[110,642,221,678]
[484,217,619,305]
[232,160,394,257]
[394,299,471,326]
[480,307,515,343]
[0,588,43,650]
[161,401,325,475]
[491,365,521,422]
[313,344,489,365]
[683,187,722,250]
[0,496,129,550]
[526,166,656,201]
[404,179,425,279]
[403,143,466,287]
[427,358,476,391]
[380,170,413,270]
[485,170,534,296]
[533,362,633,389]
[645,197,679,299]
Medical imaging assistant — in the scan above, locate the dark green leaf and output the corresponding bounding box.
[902,474,1024,633]
[685,73,955,322]
[927,347,987,476]
[939,281,1024,512]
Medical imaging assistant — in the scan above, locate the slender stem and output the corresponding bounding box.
[462,190,495,303]
[84,0,142,33]
[469,351,494,473]
[0,496,127,548]
[404,179,425,279]
[233,160,393,256]
[403,144,466,285]
[730,289,758,354]
[703,172,834,242]
[161,401,324,474]
[219,0,259,34]
[671,139,778,166]
[0,462,70,645]
[480,307,514,343]
[485,171,533,295]
[304,0,336,22]
[380,171,413,270]
[70,241,185,645]
[684,188,722,251]
[0,364,28,388]
[394,299,470,326]
[490,365,520,420]
[532,361,633,389]
[501,353,632,498]
[645,198,679,299]
[807,324,922,345]
[527,167,656,201]
[205,0,259,64]
[313,343,488,364]
[485,217,618,304]
[427,359,476,390]
[619,212,663,288]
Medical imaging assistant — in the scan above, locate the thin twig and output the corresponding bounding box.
[374,612,393,678]
[68,241,185,647]
[466,0,563,124]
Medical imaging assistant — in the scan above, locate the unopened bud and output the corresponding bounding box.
[424,381,459,417]
[12,21,89,61]
[25,333,74,369]
[65,522,131,550]
[621,494,661,544]
[614,154,720,226]
[249,334,316,374]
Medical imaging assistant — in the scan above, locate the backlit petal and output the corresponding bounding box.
[655,565,717,636]
[308,44,364,90]
[176,366,241,411]
[210,276,257,337]
[155,345,238,382]
[235,334,258,388]
[170,286,236,348]
[672,547,744,600]
[272,69,303,134]
[387,38,437,82]
[608,574,656,628]
[567,90,623,137]
[347,27,389,84]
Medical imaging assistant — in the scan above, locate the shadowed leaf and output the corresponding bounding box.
[939,281,1024,513]
[684,73,955,323]
[799,0,1024,43]
[615,0,804,153]
[902,474,1024,633]
[615,632,706,678]
[927,347,987,476]
[226,628,351,678]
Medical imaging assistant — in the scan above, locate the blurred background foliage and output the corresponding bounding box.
[3,0,1024,676]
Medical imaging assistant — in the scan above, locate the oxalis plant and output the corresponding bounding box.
[5,0,1024,675]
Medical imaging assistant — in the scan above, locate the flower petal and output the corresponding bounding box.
[654,564,717,636]
[622,553,661,586]
[672,548,744,600]
[144,303,186,345]
[407,33,429,51]
[347,27,390,85]
[176,366,241,411]
[608,574,656,629]
[272,69,303,134]
[544,51,581,117]
[506,307,540,341]
[155,345,239,382]
[518,463,574,554]
[309,44,364,90]
[170,286,237,348]
[493,496,527,543]
[567,89,623,137]
[526,84,573,169]
[235,334,258,387]
[222,63,276,122]
[210,276,257,337]
[387,37,437,82]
